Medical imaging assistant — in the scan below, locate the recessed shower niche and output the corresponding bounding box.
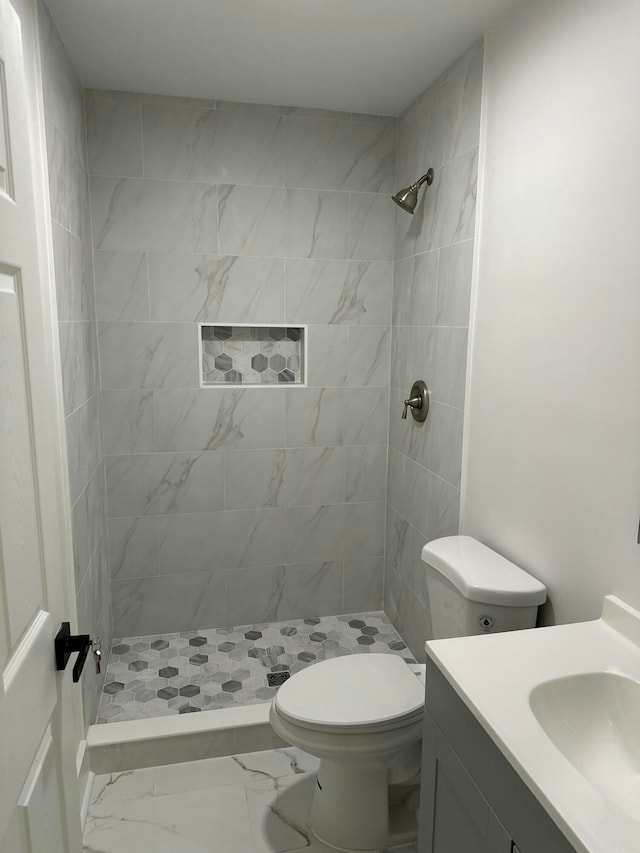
[199,324,307,387]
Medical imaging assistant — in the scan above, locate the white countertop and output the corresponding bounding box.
[425,596,640,853]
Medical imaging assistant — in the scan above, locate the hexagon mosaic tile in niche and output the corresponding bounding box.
[97,612,414,723]
[201,325,305,385]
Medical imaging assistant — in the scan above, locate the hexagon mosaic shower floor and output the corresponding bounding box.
[97,612,414,723]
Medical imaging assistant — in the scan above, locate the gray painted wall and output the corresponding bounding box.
[85,90,396,637]
[38,3,111,726]
[385,43,482,659]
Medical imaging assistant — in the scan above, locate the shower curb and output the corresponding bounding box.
[86,703,280,774]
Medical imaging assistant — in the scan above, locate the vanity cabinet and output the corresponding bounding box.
[418,660,576,853]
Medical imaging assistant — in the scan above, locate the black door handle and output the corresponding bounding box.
[55,622,91,682]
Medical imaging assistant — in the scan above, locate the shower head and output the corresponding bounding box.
[392,168,434,214]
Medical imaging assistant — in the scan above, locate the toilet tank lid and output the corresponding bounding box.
[421,536,547,606]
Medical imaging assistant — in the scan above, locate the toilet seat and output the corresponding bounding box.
[274,654,424,731]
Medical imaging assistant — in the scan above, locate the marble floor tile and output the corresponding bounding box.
[89,747,318,805]
[97,611,413,723]
[84,779,253,853]
[84,747,417,853]
[246,774,316,852]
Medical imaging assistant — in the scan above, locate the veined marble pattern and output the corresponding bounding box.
[148,254,285,323]
[94,250,148,322]
[285,386,388,447]
[97,612,413,724]
[105,452,225,517]
[218,184,349,259]
[348,192,395,261]
[390,325,467,410]
[347,325,391,387]
[65,393,103,505]
[39,5,85,161]
[384,568,433,666]
[153,388,286,451]
[51,221,94,322]
[429,402,464,488]
[108,516,159,580]
[111,572,227,638]
[418,148,478,255]
[390,325,434,396]
[84,746,418,853]
[85,94,143,177]
[286,503,386,564]
[284,259,392,326]
[303,325,390,388]
[154,510,286,576]
[142,104,284,185]
[59,320,99,416]
[305,326,348,386]
[385,506,430,609]
[90,177,219,254]
[387,447,459,543]
[44,105,90,243]
[101,390,156,454]
[152,506,385,572]
[395,86,445,193]
[435,239,474,327]
[440,42,484,165]
[428,326,469,410]
[345,445,388,502]
[224,448,345,509]
[283,114,395,192]
[71,463,106,587]
[98,322,199,389]
[109,554,385,638]
[392,252,438,328]
[395,41,482,190]
[225,562,345,627]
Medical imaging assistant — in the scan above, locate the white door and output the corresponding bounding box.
[0,0,84,850]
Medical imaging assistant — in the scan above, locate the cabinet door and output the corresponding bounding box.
[419,713,511,853]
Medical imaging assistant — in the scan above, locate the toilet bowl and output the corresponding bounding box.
[269,535,547,852]
[269,653,424,852]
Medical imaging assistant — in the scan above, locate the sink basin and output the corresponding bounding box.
[530,672,640,819]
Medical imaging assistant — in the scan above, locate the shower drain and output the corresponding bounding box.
[267,671,291,687]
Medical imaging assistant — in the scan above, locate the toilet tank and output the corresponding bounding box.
[421,536,547,639]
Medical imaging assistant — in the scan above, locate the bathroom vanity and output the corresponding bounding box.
[418,596,640,853]
[419,660,574,852]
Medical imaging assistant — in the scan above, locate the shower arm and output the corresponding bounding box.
[413,172,433,189]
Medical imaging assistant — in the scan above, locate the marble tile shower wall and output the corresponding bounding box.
[86,89,396,637]
[385,43,482,659]
[38,3,111,726]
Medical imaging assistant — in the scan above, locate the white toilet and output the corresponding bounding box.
[269,535,547,852]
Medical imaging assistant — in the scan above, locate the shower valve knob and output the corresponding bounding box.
[401,380,430,423]
[402,396,422,419]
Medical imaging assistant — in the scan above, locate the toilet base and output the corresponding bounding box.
[310,760,419,852]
